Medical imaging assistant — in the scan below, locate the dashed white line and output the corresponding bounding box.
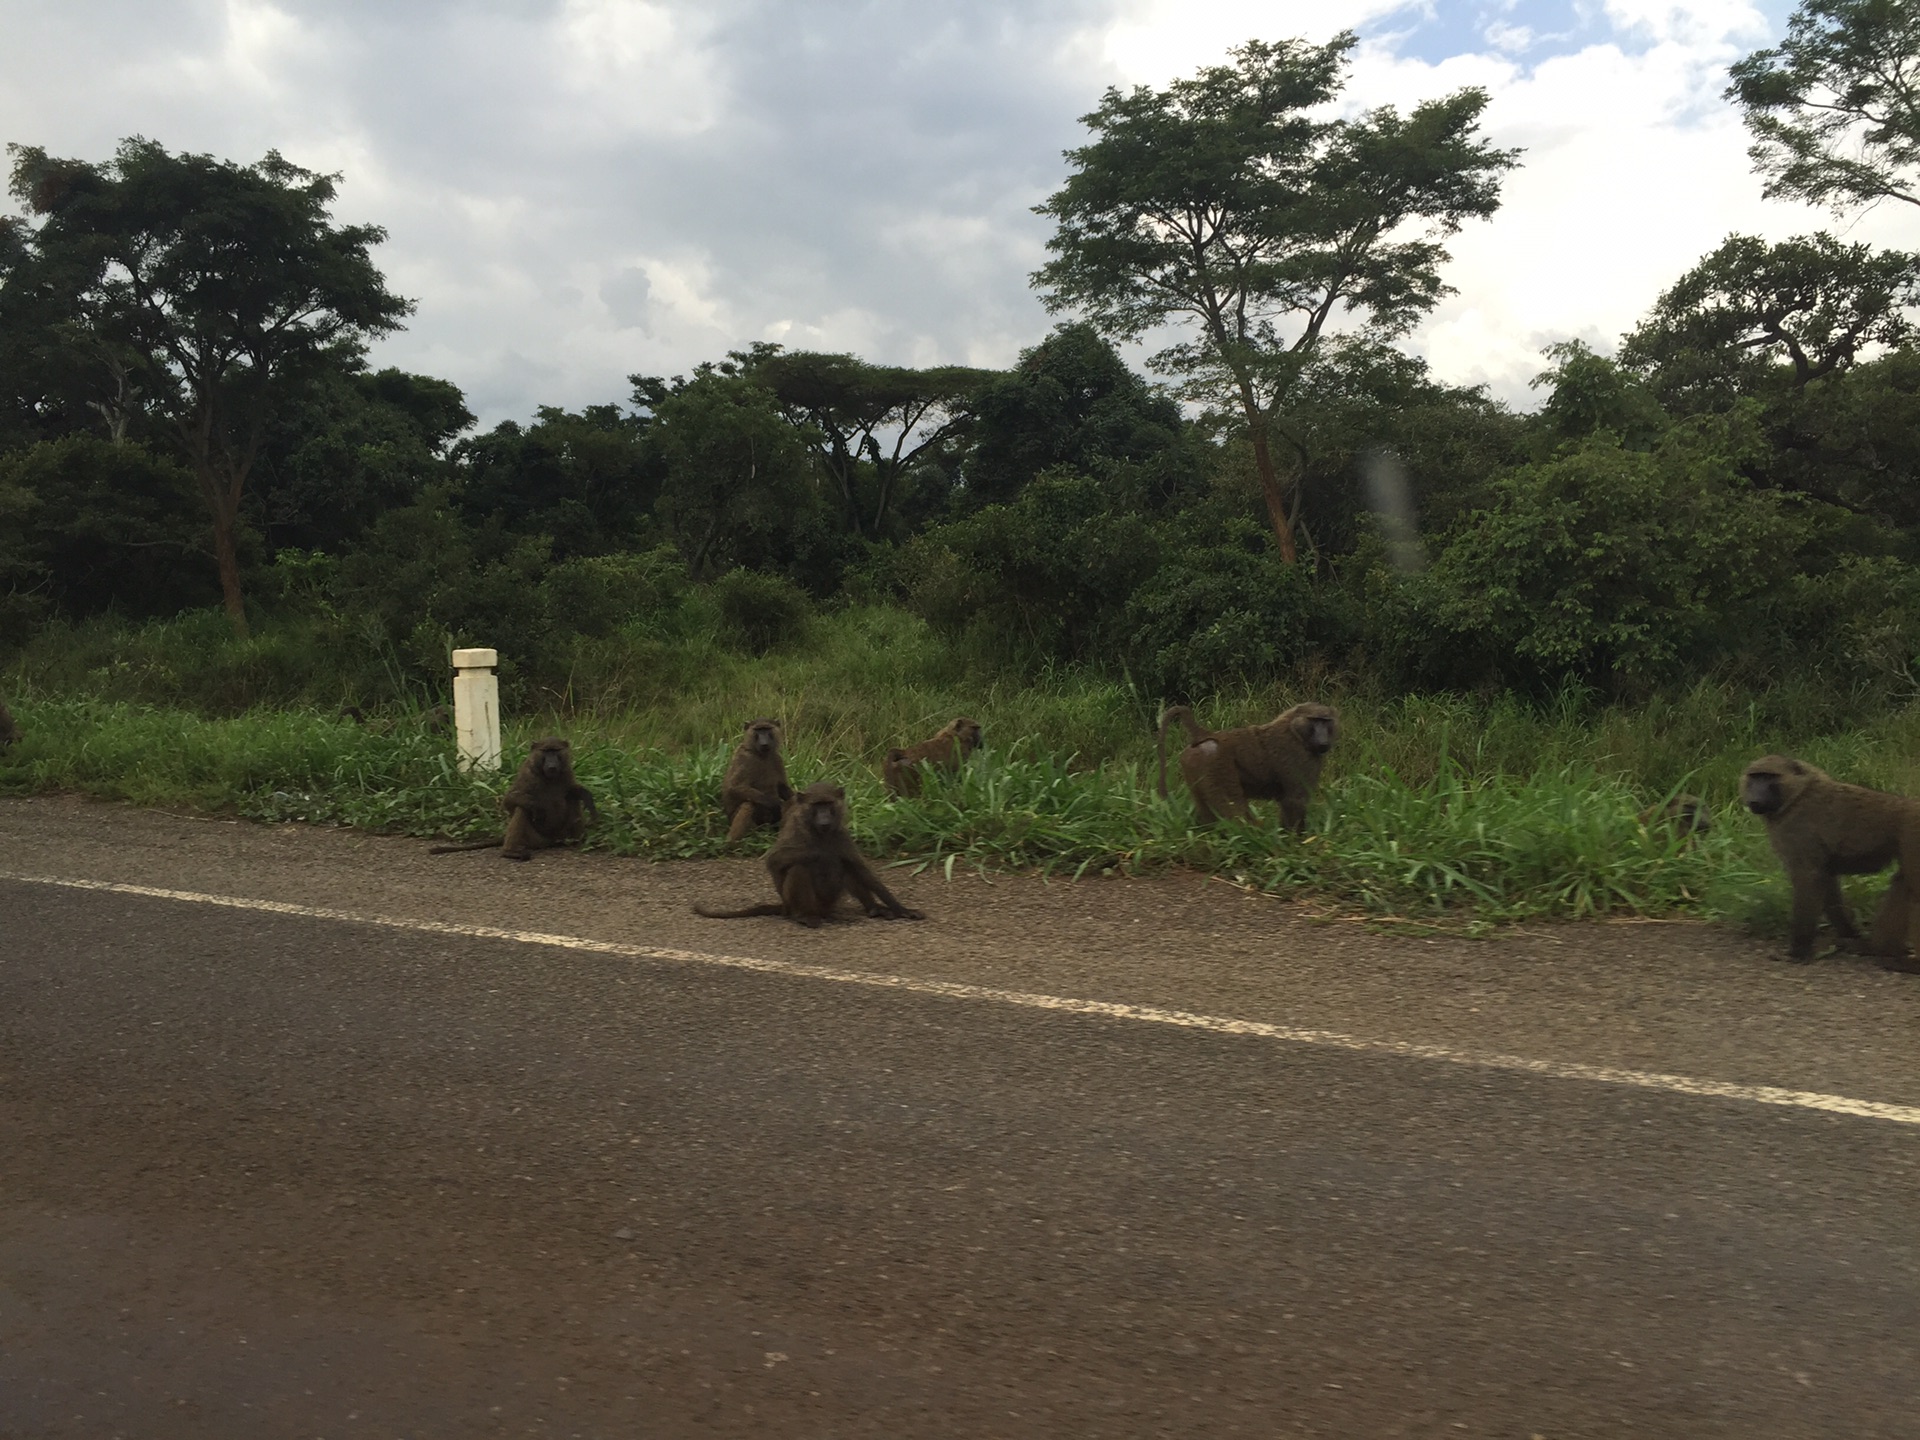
[7,870,1920,1128]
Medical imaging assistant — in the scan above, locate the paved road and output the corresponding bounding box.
[2,799,1918,1437]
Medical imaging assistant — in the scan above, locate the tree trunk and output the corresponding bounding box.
[1246,412,1299,565]
[210,503,249,638]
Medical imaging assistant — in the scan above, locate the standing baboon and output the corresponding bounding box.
[0,693,18,751]
[1641,793,1712,840]
[429,737,597,861]
[721,718,793,841]
[694,780,926,928]
[1157,702,1338,831]
[882,716,983,797]
[1742,754,1920,968]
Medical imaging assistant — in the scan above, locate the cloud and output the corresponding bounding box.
[0,0,1897,426]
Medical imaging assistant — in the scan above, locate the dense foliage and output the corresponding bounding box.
[3,4,1919,725]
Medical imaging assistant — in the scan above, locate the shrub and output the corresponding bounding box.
[711,568,813,654]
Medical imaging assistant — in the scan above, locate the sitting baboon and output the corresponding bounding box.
[1157,701,1338,831]
[429,736,597,861]
[882,716,982,797]
[0,693,18,751]
[1742,754,1920,968]
[694,780,926,928]
[420,703,452,735]
[1641,793,1712,841]
[721,718,793,841]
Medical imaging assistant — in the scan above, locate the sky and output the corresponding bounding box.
[2,0,1914,425]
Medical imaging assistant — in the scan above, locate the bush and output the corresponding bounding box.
[1125,519,1347,695]
[905,468,1165,664]
[1417,435,1792,692]
[711,568,813,654]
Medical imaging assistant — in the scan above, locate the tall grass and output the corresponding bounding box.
[9,602,1920,928]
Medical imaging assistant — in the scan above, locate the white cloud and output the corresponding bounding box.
[1,0,1912,429]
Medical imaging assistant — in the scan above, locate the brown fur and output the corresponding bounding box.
[1156,702,1338,831]
[882,717,982,798]
[694,780,926,928]
[429,737,597,861]
[1641,793,1712,840]
[1742,754,1920,969]
[721,718,793,841]
[0,693,18,751]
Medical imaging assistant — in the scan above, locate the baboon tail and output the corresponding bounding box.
[691,902,787,920]
[428,839,502,855]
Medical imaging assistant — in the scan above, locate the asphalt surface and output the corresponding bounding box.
[2,797,1918,1437]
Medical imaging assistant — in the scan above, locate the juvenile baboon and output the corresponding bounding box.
[1157,701,1338,831]
[721,718,793,841]
[1641,793,1712,840]
[0,693,18,750]
[429,736,597,861]
[1742,754,1920,967]
[694,780,926,928]
[882,716,983,797]
[420,703,451,735]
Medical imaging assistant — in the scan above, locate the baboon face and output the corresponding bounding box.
[1291,706,1338,757]
[747,719,783,755]
[799,781,848,833]
[954,719,982,755]
[531,737,573,780]
[1743,755,1808,816]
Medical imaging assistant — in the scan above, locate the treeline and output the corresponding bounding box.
[3,7,1919,714]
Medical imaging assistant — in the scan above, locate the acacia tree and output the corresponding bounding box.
[1620,233,1920,409]
[7,138,410,633]
[1728,0,1920,213]
[1033,35,1517,562]
[746,347,992,539]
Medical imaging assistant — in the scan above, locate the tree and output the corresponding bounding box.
[746,347,992,539]
[961,322,1202,511]
[454,402,655,559]
[1033,35,1517,562]
[635,364,818,581]
[1620,233,1920,410]
[7,138,411,634]
[1728,0,1920,213]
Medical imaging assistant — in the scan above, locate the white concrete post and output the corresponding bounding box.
[451,648,501,773]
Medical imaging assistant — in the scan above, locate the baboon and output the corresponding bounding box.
[1157,702,1338,831]
[694,780,926,928]
[1641,793,1712,840]
[882,716,983,797]
[420,703,452,735]
[429,736,597,861]
[721,718,793,841]
[0,693,18,750]
[1742,754,1920,968]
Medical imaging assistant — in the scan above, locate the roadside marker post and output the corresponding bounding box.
[451,648,501,772]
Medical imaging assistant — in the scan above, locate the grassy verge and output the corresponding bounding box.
[10,602,1920,931]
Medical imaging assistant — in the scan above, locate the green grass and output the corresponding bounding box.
[10,602,1920,931]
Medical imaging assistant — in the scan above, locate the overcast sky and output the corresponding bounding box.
[3,0,1914,425]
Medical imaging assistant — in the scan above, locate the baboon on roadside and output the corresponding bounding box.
[882,716,983,797]
[1742,754,1920,968]
[0,693,18,750]
[694,780,926,928]
[1157,702,1338,831]
[721,718,793,841]
[420,704,452,735]
[1641,793,1712,840]
[429,736,597,861]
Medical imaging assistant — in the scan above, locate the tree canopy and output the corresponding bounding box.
[6,137,411,633]
[1727,0,1920,212]
[1032,34,1518,561]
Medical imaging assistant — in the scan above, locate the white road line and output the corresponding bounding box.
[7,870,1920,1128]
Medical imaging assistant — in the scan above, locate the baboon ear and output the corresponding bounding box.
[833,784,847,799]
